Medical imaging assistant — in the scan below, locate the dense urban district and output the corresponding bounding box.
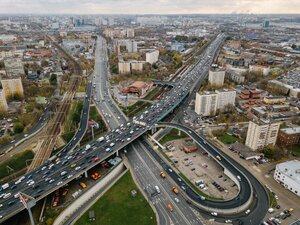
[0,14,299,225]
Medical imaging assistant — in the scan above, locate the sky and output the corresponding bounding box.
[0,0,299,14]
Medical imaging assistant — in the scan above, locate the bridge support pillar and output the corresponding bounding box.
[178,130,181,136]
[151,127,157,135]
[84,171,88,178]
[116,150,119,157]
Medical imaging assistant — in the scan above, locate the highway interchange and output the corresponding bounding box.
[0,33,269,224]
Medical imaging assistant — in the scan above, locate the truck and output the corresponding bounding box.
[97,137,104,142]
[172,187,179,194]
[85,144,91,150]
[167,203,173,212]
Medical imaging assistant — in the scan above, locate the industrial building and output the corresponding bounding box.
[274,160,300,197]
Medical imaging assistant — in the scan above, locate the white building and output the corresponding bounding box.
[130,61,144,72]
[274,160,300,197]
[146,50,159,64]
[245,120,280,150]
[249,64,270,76]
[126,40,137,53]
[208,68,225,87]
[195,92,218,116]
[0,88,8,112]
[126,28,135,38]
[215,89,236,110]
[118,62,131,74]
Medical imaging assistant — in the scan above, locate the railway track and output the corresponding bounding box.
[27,36,82,171]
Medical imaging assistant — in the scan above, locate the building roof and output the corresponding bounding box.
[276,160,300,185]
[280,127,300,135]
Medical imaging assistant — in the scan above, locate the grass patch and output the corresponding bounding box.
[78,78,87,92]
[265,186,278,208]
[159,128,188,145]
[217,133,240,144]
[121,102,151,118]
[290,145,300,157]
[178,172,222,201]
[62,100,83,143]
[75,171,156,225]
[143,87,161,100]
[0,150,34,179]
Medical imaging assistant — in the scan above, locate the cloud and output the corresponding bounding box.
[0,0,299,14]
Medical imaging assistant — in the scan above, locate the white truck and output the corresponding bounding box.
[1,183,9,190]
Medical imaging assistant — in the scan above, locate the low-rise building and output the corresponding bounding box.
[249,64,270,76]
[274,160,300,197]
[245,119,280,150]
[263,96,286,104]
[278,127,300,146]
[226,70,245,84]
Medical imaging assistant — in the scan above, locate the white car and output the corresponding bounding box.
[245,209,251,215]
[174,198,180,203]
[49,179,55,184]
[75,166,81,171]
[211,212,218,216]
[57,181,63,186]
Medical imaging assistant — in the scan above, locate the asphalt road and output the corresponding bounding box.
[0,33,265,224]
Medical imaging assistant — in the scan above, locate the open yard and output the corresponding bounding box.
[217,133,240,144]
[75,171,156,225]
[159,128,188,145]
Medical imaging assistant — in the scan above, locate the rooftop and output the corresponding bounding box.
[276,160,300,185]
[280,127,300,135]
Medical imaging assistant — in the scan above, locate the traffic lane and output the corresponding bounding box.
[132,141,202,225]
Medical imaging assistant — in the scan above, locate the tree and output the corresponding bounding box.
[41,60,49,67]
[49,74,57,86]
[13,122,24,134]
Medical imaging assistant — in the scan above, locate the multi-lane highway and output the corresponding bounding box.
[0,33,267,224]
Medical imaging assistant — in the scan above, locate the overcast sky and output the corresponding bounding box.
[0,0,299,14]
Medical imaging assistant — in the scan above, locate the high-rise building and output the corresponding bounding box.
[278,127,300,146]
[215,89,236,110]
[245,120,280,151]
[262,20,270,28]
[195,89,236,116]
[195,92,218,116]
[146,50,159,64]
[0,88,8,112]
[208,68,225,87]
[130,61,144,72]
[126,40,137,53]
[118,62,131,74]
[126,28,135,38]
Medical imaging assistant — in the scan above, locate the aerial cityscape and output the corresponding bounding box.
[0,1,299,225]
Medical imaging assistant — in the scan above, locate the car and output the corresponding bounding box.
[211,212,218,216]
[49,179,55,184]
[75,166,81,171]
[225,220,232,223]
[57,181,63,186]
[245,209,251,215]
[67,174,73,179]
[174,197,179,203]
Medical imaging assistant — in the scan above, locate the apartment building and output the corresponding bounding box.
[195,89,236,116]
[245,120,280,150]
[118,62,131,74]
[146,50,159,64]
[274,160,300,197]
[278,127,300,146]
[215,89,236,110]
[126,40,137,53]
[195,92,218,116]
[126,28,135,38]
[0,88,8,112]
[208,68,225,87]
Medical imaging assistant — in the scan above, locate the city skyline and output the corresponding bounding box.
[0,0,300,14]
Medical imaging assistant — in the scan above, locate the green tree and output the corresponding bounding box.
[49,74,57,86]
[13,122,24,134]
[41,60,49,67]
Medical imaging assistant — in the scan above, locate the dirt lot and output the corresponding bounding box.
[164,139,239,200]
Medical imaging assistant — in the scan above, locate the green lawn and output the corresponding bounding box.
[75,171,156,225]
[159,128,188,145]
[143,87,161,100]
[0,150,34,179]
[217,133,240,144]
[290,145,300,157]
[265,186,278,208]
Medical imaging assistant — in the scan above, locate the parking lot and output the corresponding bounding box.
[164,139,239,200]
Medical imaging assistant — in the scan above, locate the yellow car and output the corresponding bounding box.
[70,163,76,168]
